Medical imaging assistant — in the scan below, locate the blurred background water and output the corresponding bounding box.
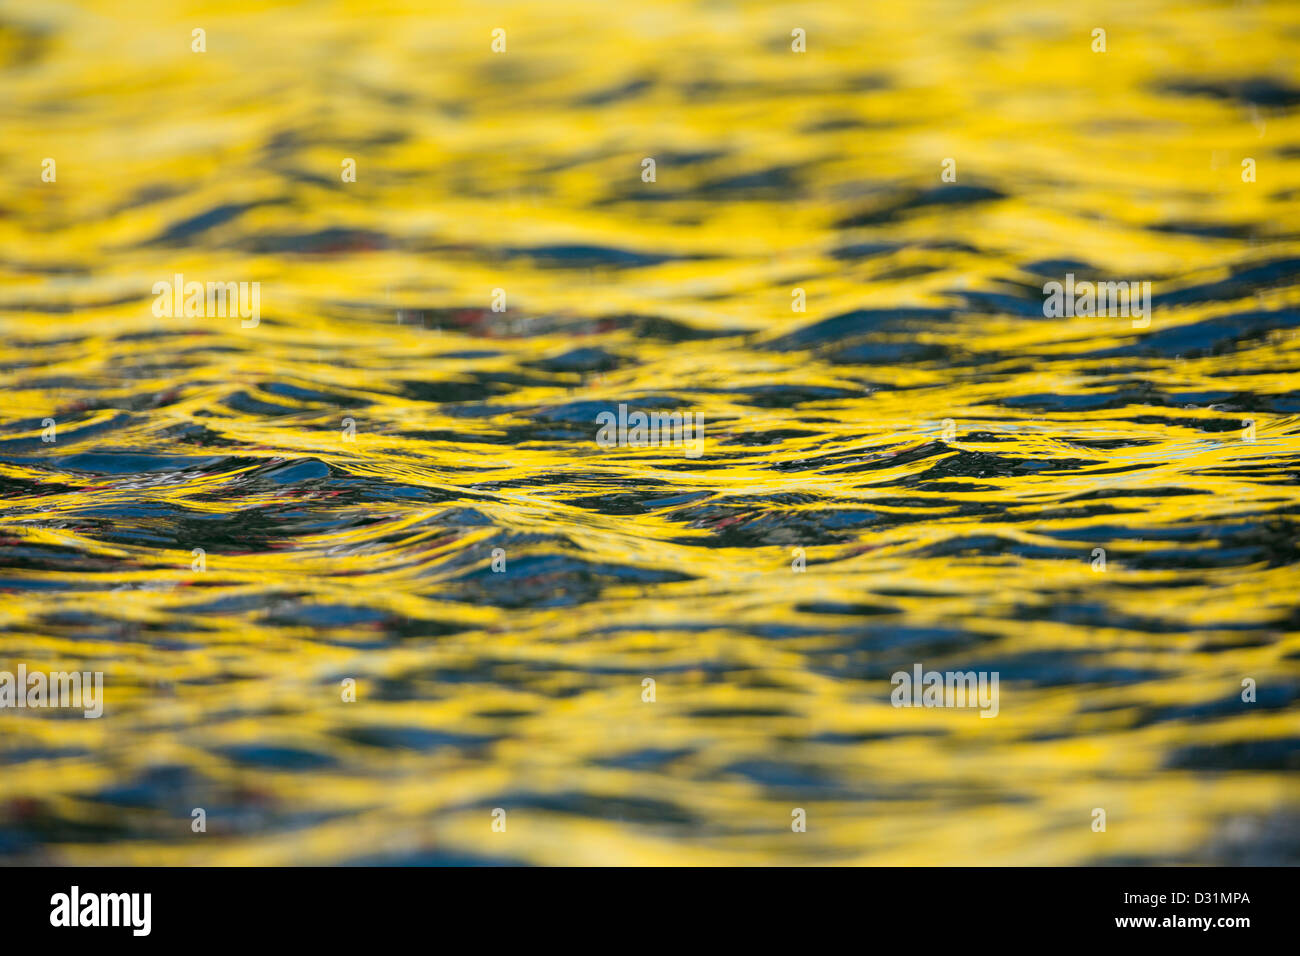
[0,0,1297,864]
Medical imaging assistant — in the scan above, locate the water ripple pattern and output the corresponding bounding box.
[0,0,1297,864]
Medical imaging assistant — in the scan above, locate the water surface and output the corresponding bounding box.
[0,0,1297,864]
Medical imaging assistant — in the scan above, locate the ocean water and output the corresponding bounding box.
[0,0,1297,865]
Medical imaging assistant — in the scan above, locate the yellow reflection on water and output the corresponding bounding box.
[0,0,1297,864]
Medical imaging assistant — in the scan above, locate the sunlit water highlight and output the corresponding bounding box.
[0,0,1298,864]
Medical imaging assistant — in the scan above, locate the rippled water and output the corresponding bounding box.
[1,0,1298,865]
